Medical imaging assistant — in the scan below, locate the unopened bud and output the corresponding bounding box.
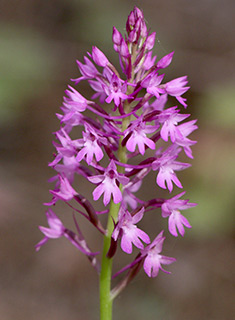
[92,46,109,67]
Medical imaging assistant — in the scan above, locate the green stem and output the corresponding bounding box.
[99,200,120,320]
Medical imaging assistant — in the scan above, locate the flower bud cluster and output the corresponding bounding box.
[37,7,197,280]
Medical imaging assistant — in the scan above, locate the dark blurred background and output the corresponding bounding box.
[0,0,234,319]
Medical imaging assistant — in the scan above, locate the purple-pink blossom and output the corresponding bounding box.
[158,107,190,142]
[112,207,150,254]
[38,209,65,241]
[72,56,98,84]
[152,146,191,192]
[175,120,198,158]
[162,192,197,236]
[45,175,78,205]
[76,123,107,165]
[124,117,156,155]
[63,85,88,112]
[141,72,165,98]
[88,160,129,206]
[164,76,190,108]
[36,210,99,259]
[104,74,129,107]
[141,231,176,277]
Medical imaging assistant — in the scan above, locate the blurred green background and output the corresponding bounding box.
[0,0,234,319]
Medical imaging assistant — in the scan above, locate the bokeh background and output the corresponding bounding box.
[0,0,234,319]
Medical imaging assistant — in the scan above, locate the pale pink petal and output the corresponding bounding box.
[168,214,178,237]
[112,185,122,204]
[93,184,105,201]
[103,187,112,206]
[137,229,150,244]
[121,234,133,254]
[76,148,87,162]
[88,175,104,184]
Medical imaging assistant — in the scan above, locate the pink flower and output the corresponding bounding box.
[162,192,197,236]
[158,107,190,143]
[88,160,129,206]
[39,209,65,239]
[164,76,190,107]
[49,128,82,167]
[63,85,88,112]
[45,175,78,205]
[104,74,129,106]
[72,56,98,84]
[175,120,198,158]
[152,146,191,192]
[141,231,176,277]
[124,117,156,155]
[36,210,99,258]
[53,156,87,184]
[35,209,65,251]
[112,207,150,254]
[76,124,107,165]
[141,71,165,98]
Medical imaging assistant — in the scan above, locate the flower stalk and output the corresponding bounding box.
[36,7,197,320]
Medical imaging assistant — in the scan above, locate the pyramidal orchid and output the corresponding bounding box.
[37,7,197,320]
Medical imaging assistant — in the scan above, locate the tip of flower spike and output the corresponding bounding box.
[134,6,144,19]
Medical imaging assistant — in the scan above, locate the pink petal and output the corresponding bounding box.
[88,175,104,184]
[121,235,133,254]
[112,186,122,204]
[93,184,105,201]
[168,214,178,237]
[103,187,112,206]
